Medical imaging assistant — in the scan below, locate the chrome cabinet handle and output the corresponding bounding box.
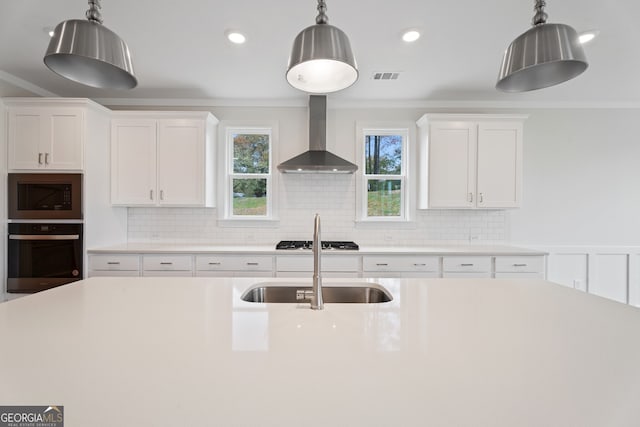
[107,262,121,265]
[376,263,388,266]
[513,263,527,267]
[160,190,164,201]
[461,263,474,267]
[45,153,50,165]
[479,192,484,203]
[468,192,473,203]
[150,190,153,200]
[159,262,173,265]
[246,262,259,266]
[208,262,221,265]
[38,153,43,165]
[413,263,426,266]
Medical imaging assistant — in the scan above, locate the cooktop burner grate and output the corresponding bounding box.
[275,241,359,250]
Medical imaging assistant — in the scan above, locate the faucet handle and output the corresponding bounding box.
[296,289,313,301]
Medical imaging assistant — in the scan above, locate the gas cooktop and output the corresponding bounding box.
[275,241,359,250]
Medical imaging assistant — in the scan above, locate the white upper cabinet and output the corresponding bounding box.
[111,119,157,205]
[111,112,218,207]
[417,114,527,209]
[7,104,84,170]
[476,122,523,208]
[157,120,207,206]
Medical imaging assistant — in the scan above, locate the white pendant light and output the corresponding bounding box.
[496,0,587,92]
[44,0,137,90]
[286,0,358,94]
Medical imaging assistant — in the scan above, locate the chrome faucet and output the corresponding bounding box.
[311,213,323,310]
[296,214,324,309]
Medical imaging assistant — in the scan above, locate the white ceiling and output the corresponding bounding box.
[0,0,636,105]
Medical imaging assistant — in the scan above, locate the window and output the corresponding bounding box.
[359,127,409,221]
[225,127,273,219]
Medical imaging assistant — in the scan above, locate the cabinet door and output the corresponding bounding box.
[157,120,206,206]
[476,122,522,208]
[8,108,43,169]
[428,122,477,208]
[111,120,157,205]
[47,108,84,169]
[8,108,83,170]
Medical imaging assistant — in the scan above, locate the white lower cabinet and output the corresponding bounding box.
[142,255,193,277]
[195,255,274,277]
[442,256,492,278]
[87,251,547,282]
[276,255,360,278]
[363,255,440,278]
[88,254,141,277]
[494,256,545,279]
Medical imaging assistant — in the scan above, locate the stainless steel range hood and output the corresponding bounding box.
[277,95,358,174]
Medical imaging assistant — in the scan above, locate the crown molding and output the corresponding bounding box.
[0,71,60,97]
[95,97,640,110]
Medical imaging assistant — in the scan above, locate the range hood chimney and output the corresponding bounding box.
[277,95,358,174]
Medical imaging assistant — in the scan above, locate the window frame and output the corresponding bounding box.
[356,123,413,223]
[222,125,276,221]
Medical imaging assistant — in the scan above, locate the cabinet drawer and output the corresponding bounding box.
[494,256,544,273]
[442,256,491,272]
[363,255,439,272]
[196,255,273,271]
[276,255,359,272]
[89,254,140,271]
[143,255,193,271]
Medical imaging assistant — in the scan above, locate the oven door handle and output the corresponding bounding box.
[9,234,80,240]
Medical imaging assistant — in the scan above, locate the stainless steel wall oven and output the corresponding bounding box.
[7,223,83,293]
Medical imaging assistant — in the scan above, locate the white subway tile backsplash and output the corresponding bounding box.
[127,175,506,245]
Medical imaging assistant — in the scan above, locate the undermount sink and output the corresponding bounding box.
[241,282,393,304]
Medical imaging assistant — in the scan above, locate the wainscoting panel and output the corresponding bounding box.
[525,246,640,308]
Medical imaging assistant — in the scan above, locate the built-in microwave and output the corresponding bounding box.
[8,173,82,220]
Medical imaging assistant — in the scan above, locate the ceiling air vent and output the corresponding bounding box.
[372,72,400,80]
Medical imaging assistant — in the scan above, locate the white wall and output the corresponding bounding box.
[509,109,640,245]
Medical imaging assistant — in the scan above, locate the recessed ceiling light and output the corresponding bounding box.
[401,30,420,43]
[578,29,600,44]
[226,30,246,44]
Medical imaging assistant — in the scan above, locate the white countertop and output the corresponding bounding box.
[1,277,638,426]
[88,243,546,255]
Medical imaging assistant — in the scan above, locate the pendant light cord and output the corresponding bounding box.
[532,0,547,26]
[315,0,328,24]
[86,0,103,24]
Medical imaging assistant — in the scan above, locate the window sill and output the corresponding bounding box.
[217,218,280,228]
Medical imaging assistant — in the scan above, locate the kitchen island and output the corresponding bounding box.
[1,277,639,426]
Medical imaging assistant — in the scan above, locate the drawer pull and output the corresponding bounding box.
[107,262,121,265]
[246,262,259,266]
[413,263,426,266]
[208,262,221,265]
[460,263,474,267]
[376,263,388,266]
[160,262,173,265]
[512,263,528,267]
